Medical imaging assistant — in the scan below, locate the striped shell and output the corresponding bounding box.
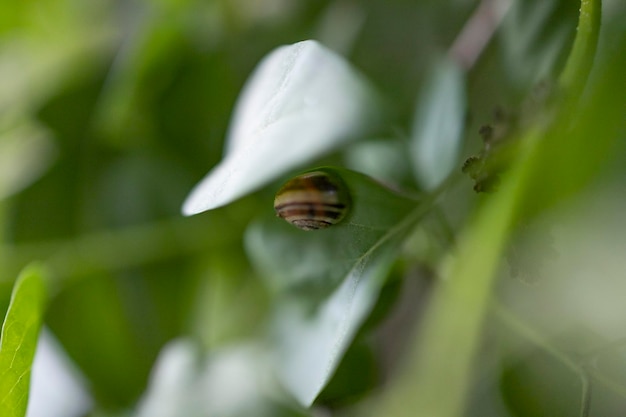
[274,171,350,231]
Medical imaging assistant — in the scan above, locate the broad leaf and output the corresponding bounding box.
[245,167,424,406]
[410,57,466,190]
[0,264,47,417]
[182,40,381,215]
[136,340,310,417]
[26,330,92,417]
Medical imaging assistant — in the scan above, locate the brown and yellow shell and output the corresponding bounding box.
[274,171,350,231]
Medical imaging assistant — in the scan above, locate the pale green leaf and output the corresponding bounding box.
[246,168,425,406]
[182,40,381,215]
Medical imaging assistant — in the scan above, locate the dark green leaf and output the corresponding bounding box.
[246,167,424,406]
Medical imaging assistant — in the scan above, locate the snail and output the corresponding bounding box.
[274,170,350,231]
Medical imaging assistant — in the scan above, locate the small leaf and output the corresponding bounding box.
[182,40,381,215]
[410,57,466,190]
[0,263,47,417]
[246,168,424,406]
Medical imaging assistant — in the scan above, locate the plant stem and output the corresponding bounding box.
[449,0,512,71]
[580,368,592,417]
[558,0,602,100]
[0,214,244,287]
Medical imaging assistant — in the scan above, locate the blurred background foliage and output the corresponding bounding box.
[0,0,625,416]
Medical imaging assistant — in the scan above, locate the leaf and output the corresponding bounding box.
[410,57,466,190]
[26,330,93,417]
[182,40,382,215]
[0,263,47,417]
[136,340,311,417]
[245,168,424,406]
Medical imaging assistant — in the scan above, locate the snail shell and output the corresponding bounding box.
[274,171,350,231]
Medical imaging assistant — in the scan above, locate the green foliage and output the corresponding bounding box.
[182,40,382,214]
[1,0,625,416]
[0,264,47,417]
[375,2,622,416]
[247,167,422,405]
